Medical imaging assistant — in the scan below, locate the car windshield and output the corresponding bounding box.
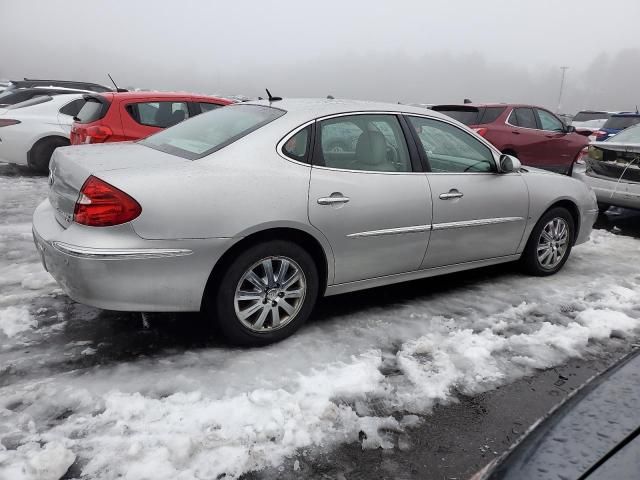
[431,107,480,125]
[603,115,640,130]
[141,104,285,160]
[606,124,640,143]
[573,111,609,122]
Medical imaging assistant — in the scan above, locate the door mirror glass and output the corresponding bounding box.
[499,154,521,173]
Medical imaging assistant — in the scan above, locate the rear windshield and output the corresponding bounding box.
[432,107,479,125]
[606,124,640,143]
[141,104,285,160]
[603,115,640,130]
[76,97,109,123]
[431,106,505,126]
[573,111,609,122]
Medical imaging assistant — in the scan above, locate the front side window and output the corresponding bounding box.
[141,104,285,160]
[316,114,411,172]
[127,101,190,128]
[509,108,538,129]
[59,99,86,117]
[408,116,495,173]
[282,125,311,163]
[536,109,564,132]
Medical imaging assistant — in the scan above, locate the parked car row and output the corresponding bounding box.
[0,79,232,172]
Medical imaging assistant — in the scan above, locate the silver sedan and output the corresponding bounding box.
[32,99,598,345]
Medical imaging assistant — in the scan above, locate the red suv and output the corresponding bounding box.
[70,91,233,145]
[431,103,589,174]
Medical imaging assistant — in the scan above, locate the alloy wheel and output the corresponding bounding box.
[233,256,307,332]
[537,217,569,270]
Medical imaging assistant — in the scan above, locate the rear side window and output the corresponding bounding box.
[76,97,110,123]
[141,104,285,160]
[316,114,411,172]
[603,116,640,130]
[59,99,86,117]
[509,108,538,129]
[6,96,53,109]
[478,107,506,124]
[127,101,190,128]
[0,90,42,106]
[199,102,221,113]
[282,125,311,163]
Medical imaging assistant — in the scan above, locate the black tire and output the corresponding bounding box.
[207,240,319,346]
[520,207,575,276]
[597,203,610,214]
[27,137,69,174]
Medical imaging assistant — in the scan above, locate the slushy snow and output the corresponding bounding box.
[0,168,639,479]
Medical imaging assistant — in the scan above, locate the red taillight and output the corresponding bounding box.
[0,119,21,127]
[74,176,141,227]
[85,125,113,143]
[473,127,488,137]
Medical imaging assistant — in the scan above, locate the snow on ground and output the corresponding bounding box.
[0,165,639,479]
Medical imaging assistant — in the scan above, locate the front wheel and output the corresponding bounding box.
[520,207,575,276]
[208,240,319,346]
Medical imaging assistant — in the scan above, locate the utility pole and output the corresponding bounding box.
[557,66,569,114]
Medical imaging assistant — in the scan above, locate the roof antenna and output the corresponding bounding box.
[265,88,282,102]
[108,73,128,93]
[463,98,473,104]
[327,95,335,99]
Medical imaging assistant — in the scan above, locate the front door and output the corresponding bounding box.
[308,113,432,285]
[406,115,528,268]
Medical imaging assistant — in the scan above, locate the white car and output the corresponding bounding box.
[0,93,86,173]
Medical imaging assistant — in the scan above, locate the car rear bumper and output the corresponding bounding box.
[32,199,232,312]
[573,164,640,210]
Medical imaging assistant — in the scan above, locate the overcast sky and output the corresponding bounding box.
[2,0,639,112]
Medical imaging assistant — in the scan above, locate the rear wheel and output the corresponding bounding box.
[208,240,319,346]
[521,207,574,276]
[28,137,69,174]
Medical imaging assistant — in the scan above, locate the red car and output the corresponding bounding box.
[431,103,589,174]
[70,91,233,145]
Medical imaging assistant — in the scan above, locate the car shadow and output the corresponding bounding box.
[0,162,44,177]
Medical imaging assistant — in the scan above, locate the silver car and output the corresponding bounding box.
[32,99,598,345]
[572,123,640,212]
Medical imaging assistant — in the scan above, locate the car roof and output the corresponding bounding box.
[241,97,452,120]
[89,91,234,104]
[611,112,640,117]
[433,103,535,109]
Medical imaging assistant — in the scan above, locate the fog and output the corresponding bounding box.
[2,0,639,113]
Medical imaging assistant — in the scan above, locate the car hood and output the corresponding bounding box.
[591,141,640,154]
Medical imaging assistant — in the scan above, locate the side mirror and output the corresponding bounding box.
[564,125,576,133]
[499,154,521,173]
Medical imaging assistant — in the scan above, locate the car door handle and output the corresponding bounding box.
[439,190,464,200]
[511,130,520,134]
[317,195,350,205]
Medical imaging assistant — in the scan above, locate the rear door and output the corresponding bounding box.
[307,113,432,285]
[407,115,528,268]
[505,107,548,167]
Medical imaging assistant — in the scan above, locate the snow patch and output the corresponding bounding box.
[0,306,36,338]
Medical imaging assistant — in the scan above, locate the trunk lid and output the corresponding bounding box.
[48,142,188,228]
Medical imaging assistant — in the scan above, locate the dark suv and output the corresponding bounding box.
[432,103,589,174]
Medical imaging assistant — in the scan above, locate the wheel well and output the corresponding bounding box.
[28,136,70,165]
[202,228,329,308]
[547,200,580,243]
